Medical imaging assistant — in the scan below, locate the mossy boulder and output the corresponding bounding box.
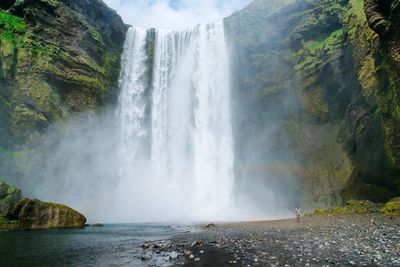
[380,197,400,215]
[7,198,86,229]
[0,180,22,212]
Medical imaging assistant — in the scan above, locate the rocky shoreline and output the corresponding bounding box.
[139,214,400,267]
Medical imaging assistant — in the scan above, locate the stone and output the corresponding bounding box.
[141,255,150,261]
[7,198,86,229]
[206,223,216,229]
[142,242,150,249]
[169,251,178,259]
[191,240,204,247]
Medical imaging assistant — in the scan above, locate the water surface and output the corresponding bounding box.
[0,224,192,266]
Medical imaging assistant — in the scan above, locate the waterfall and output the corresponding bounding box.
[118,22,235,221]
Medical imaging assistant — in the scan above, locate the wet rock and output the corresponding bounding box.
[191,240,204,247]
[169,251,178,259]
[206,223,216,229]
[141,255,151,261]
[142,242,150,249]
[93,223,104,227]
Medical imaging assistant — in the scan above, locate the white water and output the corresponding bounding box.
[118,22,236,221]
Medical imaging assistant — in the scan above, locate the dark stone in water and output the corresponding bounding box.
[206,223,216,229]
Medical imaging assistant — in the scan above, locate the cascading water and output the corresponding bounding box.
[118,22,236,221]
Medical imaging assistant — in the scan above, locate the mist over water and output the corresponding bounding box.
[18,21,294,223]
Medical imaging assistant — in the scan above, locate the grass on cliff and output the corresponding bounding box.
[0,11,26,33]
[306,29,344,52]
[311,198,400,216]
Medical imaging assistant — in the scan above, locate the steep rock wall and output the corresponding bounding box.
[0,0,127,148]
[226,0,400,209]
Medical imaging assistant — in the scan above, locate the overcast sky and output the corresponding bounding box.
[103,0,251,30]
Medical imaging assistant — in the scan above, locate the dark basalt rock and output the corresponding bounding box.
[0,0,15,10]
[364,0,391,35]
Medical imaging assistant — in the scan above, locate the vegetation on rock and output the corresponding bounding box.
[7,198,87,229]
[311,199,382,215]
[380,197,400,215]
[225,0,400,210]
[0,0,127,148]
[311,197,400,216]
[0,179,86,230]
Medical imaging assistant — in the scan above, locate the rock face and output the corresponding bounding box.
[0,0,127,196]
[225,0,400,209]
[8,198,86,229]
[0,180,22,213]
[0,0,127,148]
[364,0,390,34]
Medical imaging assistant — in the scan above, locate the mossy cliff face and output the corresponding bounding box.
[226,0,400,209]
[0,0,127,148]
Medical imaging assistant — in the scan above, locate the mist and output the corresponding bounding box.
[16,17,298,224]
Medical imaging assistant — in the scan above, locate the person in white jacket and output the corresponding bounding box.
[295,207,301,223]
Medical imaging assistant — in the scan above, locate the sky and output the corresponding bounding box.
[103,0,251,30]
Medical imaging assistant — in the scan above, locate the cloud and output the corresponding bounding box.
[103,0,251,30]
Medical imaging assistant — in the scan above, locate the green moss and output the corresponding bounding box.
[0,11,26,33]
[380,197,400,215]
[0,213,17,229]
[312,200,382,216]
[348,0,365,19]
[306,29,344,52]
[88,27,104,45]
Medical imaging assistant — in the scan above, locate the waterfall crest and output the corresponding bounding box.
[118,22,235,220]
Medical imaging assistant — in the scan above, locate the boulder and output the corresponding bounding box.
[8,198,86,229]
[0,181,22,213]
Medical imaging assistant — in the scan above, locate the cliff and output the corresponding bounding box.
[0,0,127,149]
[226,0,400,209]
[0,0,127,189]
[0,0,398,212]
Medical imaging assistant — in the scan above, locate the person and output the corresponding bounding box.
[295,207,301,223]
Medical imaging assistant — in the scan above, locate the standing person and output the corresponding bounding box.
[295,207,301,223]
